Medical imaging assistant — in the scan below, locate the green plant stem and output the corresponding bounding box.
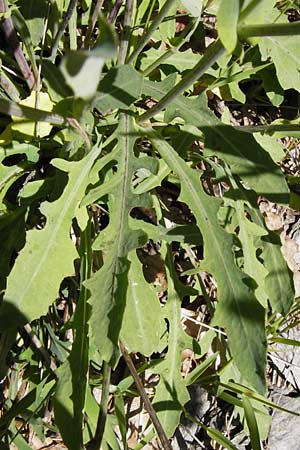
[12,9,39,82]
[238,21,300,37]
[137,39,225,124]
[143,0,156,33]
[119,339,173,450]
[118,0,135,64]
[83,0,105,48]
[0,98,91,145]
[0,71,20,101]
[87,361,111,450]
[0,0,35,89]
[0,98,66,125]
[51,0,77,59]
[237,124,300,133]
[23,323,56,372]
[127,0,178,64]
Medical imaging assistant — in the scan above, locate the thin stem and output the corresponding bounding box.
[0,0,35,89]
[236,124,300,134]
[83,0,105,48]
[12,9,39,82]
[119,339,173,450]
[143,0,156,32]
[51,0,77,59]
[0,98,66,125]
[142,16,200,77]
[0,98,90,146]
[23,324,56,372]
[118,0,135,64]
[127,0,177,64]
[108,0,123,24]
[137,39,225,124]
[0,71,20,101]
[87,361,111,450]
[238,21,300,37]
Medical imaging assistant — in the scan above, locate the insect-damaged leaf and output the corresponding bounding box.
[148,129,266,394]
[84,113,153,365]
[0,145,100,330]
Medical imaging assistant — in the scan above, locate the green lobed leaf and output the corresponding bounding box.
[210,62,271,91]
[224,172,269,308]
[256,1,300,91]
[254,133,285,163]
[140,47,201,72]
[238,186,294,315]
[259,34,300,92]
[166,96,289,203]
[120,251,166,356]
[96,65,143,114]
[129,217,202,245]
[262,237,295,314]
[0,145,100,330]
[143,74,177,100]
[147,128,267,394]
[84,113,153,365]
[143,79,289,203]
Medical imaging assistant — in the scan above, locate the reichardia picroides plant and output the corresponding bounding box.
[0,0,300,448]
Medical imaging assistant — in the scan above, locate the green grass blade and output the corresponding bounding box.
[242,396,262,450]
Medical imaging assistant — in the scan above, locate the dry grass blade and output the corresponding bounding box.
[119,339,173,450]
